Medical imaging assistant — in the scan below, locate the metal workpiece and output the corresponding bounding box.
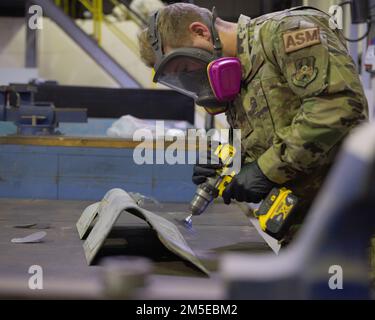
[76,202,101,240]
[128,192,162,209]
[77,188,210,275]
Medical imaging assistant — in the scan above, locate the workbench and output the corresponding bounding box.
[0,198,270,299]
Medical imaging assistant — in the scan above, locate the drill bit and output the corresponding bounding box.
[183,214,193,228]
[173,212,195,234]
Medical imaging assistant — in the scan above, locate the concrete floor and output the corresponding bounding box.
[0,198,270,298]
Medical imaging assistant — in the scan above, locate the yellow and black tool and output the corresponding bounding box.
[254,187,298,240]
[184,143,237,227]
[184,143,298,241]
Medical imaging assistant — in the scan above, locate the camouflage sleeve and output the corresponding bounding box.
[256,17,368,184]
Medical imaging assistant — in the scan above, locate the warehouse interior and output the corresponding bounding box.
[0,0,375,300]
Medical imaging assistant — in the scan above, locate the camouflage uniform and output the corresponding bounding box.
[226,7,368,225]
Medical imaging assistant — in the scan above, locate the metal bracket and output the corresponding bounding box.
[76,188,209,275]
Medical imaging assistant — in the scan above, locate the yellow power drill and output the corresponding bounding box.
[184,143,237,227]
[185,144,298,241]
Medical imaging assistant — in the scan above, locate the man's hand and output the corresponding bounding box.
[192,147,223,185]
[222,161,277,204]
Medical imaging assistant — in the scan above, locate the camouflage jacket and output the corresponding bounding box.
[226,7,368,214]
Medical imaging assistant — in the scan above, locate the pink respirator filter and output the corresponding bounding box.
[207,57,242,102]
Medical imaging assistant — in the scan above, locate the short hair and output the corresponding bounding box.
[138,3,211,67]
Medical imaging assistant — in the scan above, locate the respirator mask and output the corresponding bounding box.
[148,7,242,115]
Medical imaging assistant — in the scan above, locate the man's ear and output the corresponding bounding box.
[189,22,211,40]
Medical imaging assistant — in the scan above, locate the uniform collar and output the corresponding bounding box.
[236,14,255,80]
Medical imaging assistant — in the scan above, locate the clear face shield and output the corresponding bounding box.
[153,49,229,110]
[148,7,242,115]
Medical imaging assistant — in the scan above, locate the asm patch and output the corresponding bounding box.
[283,27,320,53]
[292,57,318,88]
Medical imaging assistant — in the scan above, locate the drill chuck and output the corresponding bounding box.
[186,143,237,224]
[189,180,218,216]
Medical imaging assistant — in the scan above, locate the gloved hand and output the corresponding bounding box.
[192,146,223,185]
[222,161,277,204]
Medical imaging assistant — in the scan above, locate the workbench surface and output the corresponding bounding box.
[0,198,270,298]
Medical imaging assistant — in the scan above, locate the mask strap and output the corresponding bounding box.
[149,7,222,61]
[211,7,222,58]
[148,10,163,63]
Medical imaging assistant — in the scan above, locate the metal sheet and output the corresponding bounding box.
[236,202,280,254]
[76,202,100,239]
[11,231,47,243]
[78,189,209,275]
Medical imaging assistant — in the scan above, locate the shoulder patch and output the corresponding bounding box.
[282,27,320,53]
[292,56,318,88]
